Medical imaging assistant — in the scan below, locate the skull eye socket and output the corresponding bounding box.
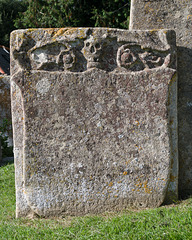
[90,46,95,53]
[86,42,90,47]
[95,43,100,49]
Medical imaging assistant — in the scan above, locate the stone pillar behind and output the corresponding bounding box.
[129,0,192,199]
[11,28,177,218]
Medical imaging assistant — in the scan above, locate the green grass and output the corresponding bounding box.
[1,162,192,240]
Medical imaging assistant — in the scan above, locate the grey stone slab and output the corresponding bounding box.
[10,28,177,218]
[0,76,13,147]
[129,0,191,200]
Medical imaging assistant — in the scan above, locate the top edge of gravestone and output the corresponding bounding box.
[10,27,176,34]
[10,27,176,74]
[10,27,176,51]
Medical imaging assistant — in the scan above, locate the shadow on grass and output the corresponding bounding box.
[0,157,14,167]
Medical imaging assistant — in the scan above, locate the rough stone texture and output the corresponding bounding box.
[129,0,192,199]
[10,28,177,218]
[0,76,13,147]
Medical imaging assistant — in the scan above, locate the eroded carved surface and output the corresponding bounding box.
[31,43,76,71]
[117,44,171,71]
[10,28,177,218]
[11,28,175,75]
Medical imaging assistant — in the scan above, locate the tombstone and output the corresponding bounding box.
[0,76,13,148]
[10,28,177,218]
[129,0,192,199]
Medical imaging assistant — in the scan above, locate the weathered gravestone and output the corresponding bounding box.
[129,0,192,199]
[10,28,177,218]
[0,76,13,147]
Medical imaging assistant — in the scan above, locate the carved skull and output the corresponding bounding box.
[82,36,103,69]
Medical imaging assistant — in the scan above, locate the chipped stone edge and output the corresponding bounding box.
[164,71,178,203]
[11,80,33,218]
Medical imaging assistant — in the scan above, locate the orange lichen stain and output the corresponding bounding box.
[78,29,87,38]
[143,180,152,193]
[149,29,159,33]
[135,179,152,194]
[187,15,192,19]
[53,28,68,39]
[135,145,142,151]
[170,174,177,182]
[114,195,118,198]
[65,28,78,36]
[90,176,93,180]
[117,181,122,184]
[135,182,142,188]
[143,181,148,188]
[135,121,139,126]
[132,189,135,191]
[108,182,113,187]
[123,171,127,175]
[144,188,152,194]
